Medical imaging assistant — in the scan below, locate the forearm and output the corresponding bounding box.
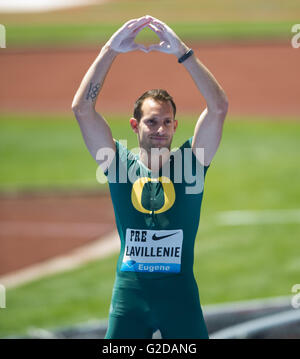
[181,52,228,115]
[72,45,118,115]
[145,17,228,115]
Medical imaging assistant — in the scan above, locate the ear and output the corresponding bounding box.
[130,117,139,133]
[173,119,178,132]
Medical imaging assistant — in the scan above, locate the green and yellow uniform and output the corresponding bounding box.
[104,137,209,339]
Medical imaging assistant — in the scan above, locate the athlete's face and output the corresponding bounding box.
[130,98,178,152]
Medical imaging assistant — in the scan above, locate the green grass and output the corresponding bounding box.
[194,223,300,304]
[205,118,300,211]
[2,0,300,24]
[5,21,296,48]
[0,112,202,191]
[0,114,99,191]
[1,113,299,199]
[0,256,117,337]
[0,114,300,337]
[2,0,299,47]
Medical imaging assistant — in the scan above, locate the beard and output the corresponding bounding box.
[138,135,173,171]
[146,135,172,150]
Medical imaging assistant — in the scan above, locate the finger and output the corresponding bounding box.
[147,43,162,52]
[128,16,151,31]
[114,19,138,37]
[137,14,154,23]
[123,19,138,29]
[152,19,174,35]
[130,43,148,52]
[147,23,161,33]
[132,21,151,34]
[152,22,169,35]
[128,15,154,34]
[147,23,164,40]
[151,18,167,29]
[136,43,150,53]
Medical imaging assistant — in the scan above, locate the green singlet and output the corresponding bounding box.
[103,137,209,339]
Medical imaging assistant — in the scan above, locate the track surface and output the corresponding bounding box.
[0,42,299,277]
[0,43,299,116]
[0,192,115,276]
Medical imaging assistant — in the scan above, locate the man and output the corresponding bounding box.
[72,15,228,339]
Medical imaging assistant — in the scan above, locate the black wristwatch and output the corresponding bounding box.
[178,49,194,63]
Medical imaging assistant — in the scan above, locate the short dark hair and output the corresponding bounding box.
[133,89,176,122]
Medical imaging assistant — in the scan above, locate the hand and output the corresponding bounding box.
[146,18,189,58]
[105,16,153,53]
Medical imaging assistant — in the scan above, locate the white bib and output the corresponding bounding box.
[121,228,183,273]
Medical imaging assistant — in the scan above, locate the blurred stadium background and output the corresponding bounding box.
[0,0,299,338]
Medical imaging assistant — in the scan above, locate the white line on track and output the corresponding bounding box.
[215,209,300,226]
[0,230,120,289]
[1,208,299,288]
[0,221,112,238]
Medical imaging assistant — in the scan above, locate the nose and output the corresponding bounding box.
[157,123,166,135]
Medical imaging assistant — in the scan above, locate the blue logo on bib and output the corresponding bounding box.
[125,260,136,268]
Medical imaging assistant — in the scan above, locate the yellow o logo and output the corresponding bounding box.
[131,177,176,214]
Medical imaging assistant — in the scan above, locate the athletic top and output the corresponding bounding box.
[104,137,209,283]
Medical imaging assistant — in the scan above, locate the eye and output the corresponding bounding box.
[147,119,155,125]
[165,119,172,125]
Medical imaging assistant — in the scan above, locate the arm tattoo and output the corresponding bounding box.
[86,82,101,102]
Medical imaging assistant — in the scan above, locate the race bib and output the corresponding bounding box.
[121,228,183,273]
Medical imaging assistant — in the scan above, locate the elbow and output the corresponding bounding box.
[72,106,84,121]
[71,97,80,116]
[71,101,92,119]
[71,102,79,116]
[211,91,229,120]
[219,94,229,117]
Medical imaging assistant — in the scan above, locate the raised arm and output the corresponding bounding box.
[147,18,228,166]
[71,16,152,170]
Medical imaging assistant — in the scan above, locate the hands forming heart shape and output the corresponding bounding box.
[106,15,189,58]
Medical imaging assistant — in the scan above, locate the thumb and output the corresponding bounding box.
[147,43,161,52]
[135,43,150,53]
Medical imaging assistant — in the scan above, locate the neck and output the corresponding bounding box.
[139,147,171,171]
